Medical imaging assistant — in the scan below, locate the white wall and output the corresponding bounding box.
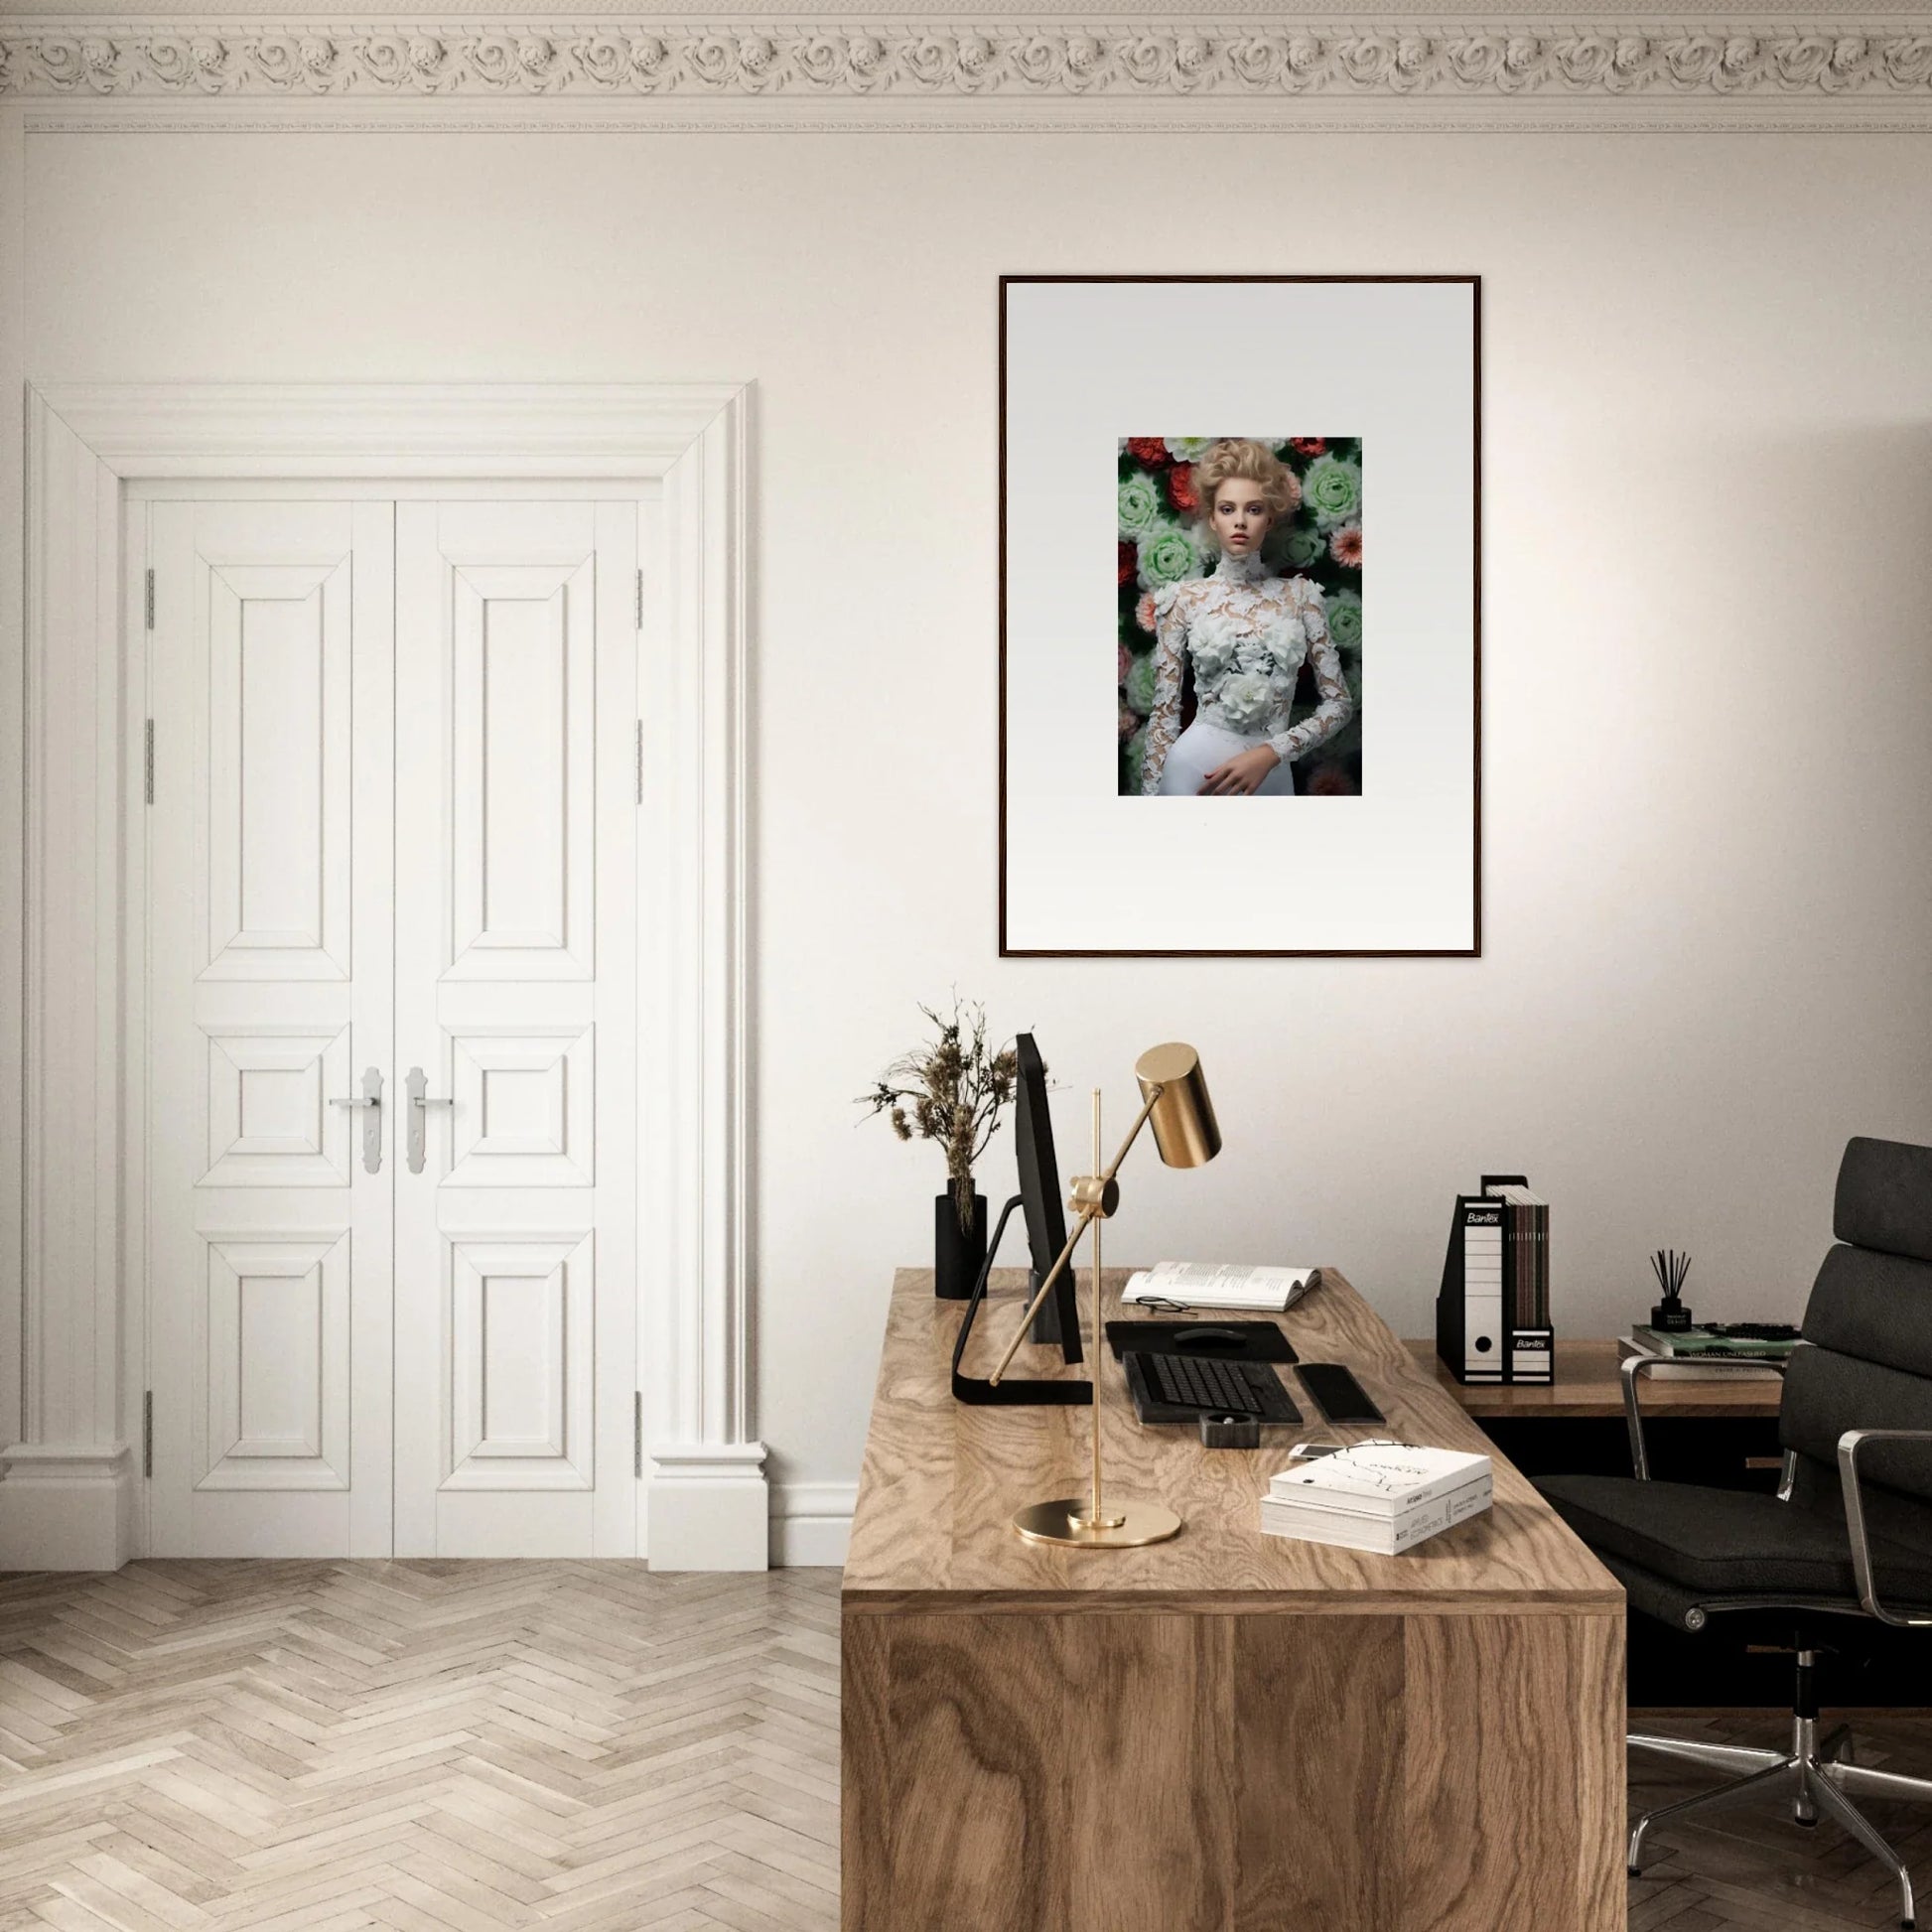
[22,127,1932,1541]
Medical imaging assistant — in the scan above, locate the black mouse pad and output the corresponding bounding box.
[1104,1319,1297,1365]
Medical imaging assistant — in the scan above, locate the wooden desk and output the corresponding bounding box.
[1407,1337,1784,1420]
[843,1269,1625,1931]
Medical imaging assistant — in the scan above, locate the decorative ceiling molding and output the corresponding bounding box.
[6,16,1932,124]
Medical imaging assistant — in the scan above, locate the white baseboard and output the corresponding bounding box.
[646,1442,770,1570]
[770,1480,855,1568]
[0,1444,136,1571]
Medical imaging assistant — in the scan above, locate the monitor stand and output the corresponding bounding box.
[951,1195,1092,1407]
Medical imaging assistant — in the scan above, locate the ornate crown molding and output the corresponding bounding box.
[5,16,1932,122]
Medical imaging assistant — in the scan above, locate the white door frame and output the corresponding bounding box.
[1,382,765,1572]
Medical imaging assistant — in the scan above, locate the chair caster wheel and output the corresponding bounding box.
[1795,1816,1818,1829]
[1627,1867,1640,1878]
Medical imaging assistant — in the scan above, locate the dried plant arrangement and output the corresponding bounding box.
[858,996,1024,1235]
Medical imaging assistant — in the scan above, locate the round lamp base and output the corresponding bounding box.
[1011,1496,1182,1549]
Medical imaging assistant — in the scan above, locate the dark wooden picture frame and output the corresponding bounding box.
[997,273,1481,958]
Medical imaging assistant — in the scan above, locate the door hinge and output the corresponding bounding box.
[142,1391,153,1478]
[633,1392,642,1479]
[635,567,643,630]
[634,720,644,805]
[144,568,155,630]
[144,720,155,805]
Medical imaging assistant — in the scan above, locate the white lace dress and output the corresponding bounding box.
[1139,549,1353,798]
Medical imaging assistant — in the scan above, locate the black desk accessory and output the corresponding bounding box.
[1198,1414,1262,1449]
[1297,1362,1385,1426]
[951,1194,1091,1407]
[1649,1246,1694,1331]
[1122,1350,1303,1426]
[1104,1319,1297,1365]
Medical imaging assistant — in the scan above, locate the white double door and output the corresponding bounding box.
[146,494,639,1557]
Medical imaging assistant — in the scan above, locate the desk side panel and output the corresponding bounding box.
[842,1605,1618,1932]
[1403,1611,1625,1932]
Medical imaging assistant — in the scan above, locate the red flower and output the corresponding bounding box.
[1126,437,1170,466]
[1306,764,1357,796]
[1329,523,1363,568]
[1117,541,1136,586]
[1166,466,1199,516]
[1290,437,1327,458]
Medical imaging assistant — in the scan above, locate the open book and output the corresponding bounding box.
[1121,1261,1318,1313]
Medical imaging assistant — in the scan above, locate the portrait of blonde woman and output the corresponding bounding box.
[1119,437,1360,799]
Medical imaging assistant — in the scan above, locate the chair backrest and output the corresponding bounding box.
[1779,1137,1932,1520]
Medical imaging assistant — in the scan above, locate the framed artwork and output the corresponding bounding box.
[998,274,1480,957]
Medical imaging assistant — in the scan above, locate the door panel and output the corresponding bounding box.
[393,500,637,1557]
[147,500,395,1557]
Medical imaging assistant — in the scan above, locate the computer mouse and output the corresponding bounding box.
[1173,1325,1247,1349]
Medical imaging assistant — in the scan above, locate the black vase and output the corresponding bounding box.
[934,1186,989,1300]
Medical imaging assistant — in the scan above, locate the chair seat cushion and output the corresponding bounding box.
[1534,1473,1932,1602]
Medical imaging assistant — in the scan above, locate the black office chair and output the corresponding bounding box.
[1536,1135,1932,1930]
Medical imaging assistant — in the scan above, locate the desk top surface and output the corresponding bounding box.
[1407,1338,1785,1420]
[843,1267,1621,1615]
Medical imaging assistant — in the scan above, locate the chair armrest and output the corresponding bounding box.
[1837,1429,1932,1627]
[1621,1351,1789,1481]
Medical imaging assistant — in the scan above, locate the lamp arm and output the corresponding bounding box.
[1097,1086,1164,1188]
[985,1205,1097,1388]
[986,1084,1166,1387]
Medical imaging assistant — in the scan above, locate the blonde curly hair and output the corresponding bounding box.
[1189,439,1301,551]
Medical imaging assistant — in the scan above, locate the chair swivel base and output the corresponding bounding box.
[1629,1714,1932,1930]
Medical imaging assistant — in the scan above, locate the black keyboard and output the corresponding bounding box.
[1126,1350,1302,1424]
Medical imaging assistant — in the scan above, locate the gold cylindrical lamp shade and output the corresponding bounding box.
[1134,1042,1221,1170]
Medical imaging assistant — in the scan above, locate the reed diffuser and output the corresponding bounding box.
[1649,1248,1694,1332]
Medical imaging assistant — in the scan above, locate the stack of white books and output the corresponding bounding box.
[1260,1444,1493,1555]
[1121,1261,1317,1312]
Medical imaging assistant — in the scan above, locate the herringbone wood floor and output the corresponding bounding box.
[1,1563,1927,1929]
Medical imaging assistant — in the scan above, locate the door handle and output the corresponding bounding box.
[405,1065,455,1175]
[330,1066,384,1174]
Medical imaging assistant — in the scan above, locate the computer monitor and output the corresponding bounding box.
[1014,1034,1083,1362]
[948,1031,1090,1406]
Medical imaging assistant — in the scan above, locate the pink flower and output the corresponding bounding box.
[1329,522,1362,568]
[1290,437,1327,458]
[1118,703,1138,744]
[1136,591,1159,632]
[1118,644,1130,684]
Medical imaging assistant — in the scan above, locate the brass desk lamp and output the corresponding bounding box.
[987,1041,1221,1549]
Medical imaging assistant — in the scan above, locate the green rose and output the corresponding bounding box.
[1325,588,1363,653]
[1302,453,1363,530]
[1136,520,1200,591]
[1125,651,1160,716]
[1117,471,1162,538]
[1121,724,1148,794]
[1272,523,1326,570]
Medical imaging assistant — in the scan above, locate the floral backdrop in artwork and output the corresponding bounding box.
[1117,436,1363,797]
